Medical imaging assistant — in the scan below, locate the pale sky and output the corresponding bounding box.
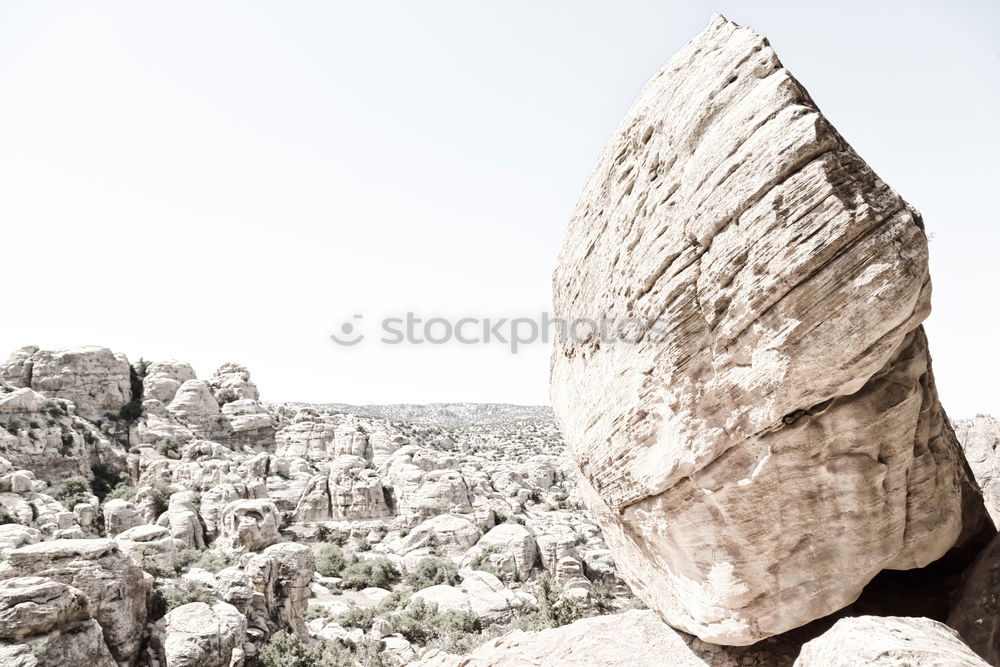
[0,1,997,415]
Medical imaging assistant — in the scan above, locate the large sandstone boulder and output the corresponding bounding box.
[152,601,247,667]
[0,539,149,665]
[0,577,115,667]
[409,609,802,666]
[794,616,988,666]
[549,14,991,644]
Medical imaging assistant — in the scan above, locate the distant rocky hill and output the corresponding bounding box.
[282,402,554,428]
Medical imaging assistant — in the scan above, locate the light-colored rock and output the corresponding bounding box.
[411,585,471,613]
[956,415,1000,525]
[465,523,538,582]
[221,399,275,450]
[102,499,143,537]
[115,524,178,571]
[156,491,206,549]
[0,577,115,667]
[549,13,990,644]
[0,539,149,665]
[0,346,132,419]
[390,514,481,558]
[408,609,801,666]
[167,380,225,438]
[242,542,315,637]
[209,363,261,402]
[217,499,281,555]
[794,616,988,666]
[143,361,197,405]
[153,601,247,667]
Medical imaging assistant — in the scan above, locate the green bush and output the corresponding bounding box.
[176,546,233,574]
[256,630,386,667]
[393,598,479,646]
[314,543,349,578]
[49,476,91,510]
[3,416,21,435]
[41,399,67,418]
[148,579,217,621]
[403,556,460,590]
[90,464,125,501]
[139,554,178,579]
[215,388,238,407]
[340,556,400,590]
[315,525,349,546]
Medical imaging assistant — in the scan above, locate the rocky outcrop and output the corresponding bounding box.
[142,361,197,405]
[956,415,1000,525]
[241,543,314,638]
[0,576,115,667]
[156,491,206,549]
[115,525,178,571]
[794,616,988,666]
[167,380,226,440]
[217,499,281,556]
[410,608,803,666]
[549,13,991,644]
[0,346,132,420]
[151,601,247,667]
[0,539,149,665]
[208,363,260,402]
[464,523,538,582]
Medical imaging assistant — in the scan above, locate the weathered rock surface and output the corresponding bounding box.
[949,534,1000,665]
[0,346,132,420]
[794,616,988,666]
[0,539,149,665]
[550,13,991,644]
[217,498,281,555]
[956,415,1000,525]
[152,601,247,667]
[0,577,115,667]
[409,609,803,666]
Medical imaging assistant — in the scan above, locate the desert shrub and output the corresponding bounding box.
[403,556,460,589]
[148,579,217,621]
[468,545,502,577]
[215,388,238,407]
[256,630,385,667]
[28,420,40,429]
[176,546,232,573]
[588,580,615,614]
[354,535,372,552]
[340,556,400,590]
[3,416,21,435]
[41,399,67,417]
[90,464,126,501]
[49,476,91,510]
[304,606,331,622]
[393,598,479,646]
[154,439,180,458]
[145,481,173,518]
[103,482,136,503]
[139,554,178,579]
[336,604,376,631]
[535,573,583,628]
[315,525,349,546]
[314,543,349,578]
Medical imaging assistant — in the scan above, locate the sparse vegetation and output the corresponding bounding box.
[403,556,460,589]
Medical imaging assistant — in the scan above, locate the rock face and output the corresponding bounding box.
[949,534,1000,665]
[0,577,115,667]
[217,499,281,555]
[549,13,991,644]
[0,346,132,420]
[794,616,989,666]
[410,609,803,667]
[956,415,1000,525]
[0,539,149,665]
[152,601,247,667]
